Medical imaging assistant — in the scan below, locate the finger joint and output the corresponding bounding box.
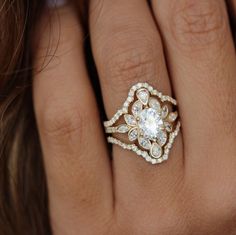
[171,0,227,50]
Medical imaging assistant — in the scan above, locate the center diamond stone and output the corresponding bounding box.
[138,108,164,140]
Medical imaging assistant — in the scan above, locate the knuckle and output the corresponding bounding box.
[103,37,158,92]
[171,0,226,49]
[40,98,85,140]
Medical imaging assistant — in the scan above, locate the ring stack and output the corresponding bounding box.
[104,82,181,165]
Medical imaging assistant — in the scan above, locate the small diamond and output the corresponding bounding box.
[156,130,167,146]
[132,100,143,117]
[161,105,169,119]
[137,83,142,88]
[127,97,133,102]
[149,98,161,111]
[164,122,172,132]
[129,90,135,97]
[165,148,170,154]
[122,107,128,113]
[152,90,157,95]
[148,86,153,92]
[167,143,172,148]
[143,152,148,157]
[138,137,151,150]
[163,154,168,160]
[124,114,136,126]
[137,150,142,155]
[136,88,150,105]
[146,156,152,162]
[132,145,137,151]
[124,101,129,108]
[128,128,138,141]
[150,143,162,159]
[168,112,178,122]
[117,124,129,133]
[151,159,156,164]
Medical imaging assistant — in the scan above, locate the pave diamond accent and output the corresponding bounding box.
[138,108,164,140]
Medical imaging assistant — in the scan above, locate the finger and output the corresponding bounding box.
[151,0,236,165]
[33,6,112,234]
[89,0,184,219]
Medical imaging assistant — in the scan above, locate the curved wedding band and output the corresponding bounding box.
[104,82,181,165]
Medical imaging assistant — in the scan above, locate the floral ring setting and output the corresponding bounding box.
[104,82,181,165]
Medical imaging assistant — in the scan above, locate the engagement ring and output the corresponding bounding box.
[104,82,181,164]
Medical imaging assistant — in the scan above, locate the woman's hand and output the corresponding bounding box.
[33,1,236,234]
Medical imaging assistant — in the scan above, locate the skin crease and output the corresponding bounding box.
[33,1,236,235]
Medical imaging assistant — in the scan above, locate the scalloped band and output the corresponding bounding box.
[103,82,181,165]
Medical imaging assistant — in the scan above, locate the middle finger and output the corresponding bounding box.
[89,0,184,223]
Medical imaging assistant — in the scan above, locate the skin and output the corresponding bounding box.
[33,0,236,234]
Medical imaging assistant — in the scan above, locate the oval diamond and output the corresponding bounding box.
[137,108,164,140]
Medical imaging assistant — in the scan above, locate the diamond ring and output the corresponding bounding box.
[104,82,181,164]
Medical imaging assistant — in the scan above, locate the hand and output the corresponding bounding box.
[33,1,236,234]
